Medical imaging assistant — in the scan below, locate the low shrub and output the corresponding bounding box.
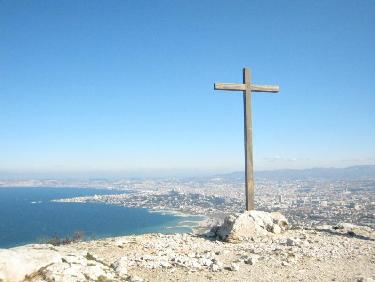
[43,231,85,246]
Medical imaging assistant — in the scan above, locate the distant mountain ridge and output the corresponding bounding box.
[218,165,375,180]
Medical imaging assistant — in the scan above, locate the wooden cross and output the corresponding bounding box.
[214,67,279,211]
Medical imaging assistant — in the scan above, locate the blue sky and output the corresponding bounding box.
[1,0,374,177]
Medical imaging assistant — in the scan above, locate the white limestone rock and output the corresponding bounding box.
[40,252,115,281]
[199,257,213,267]
[0,245,115,282]
[229,263,240,271]
[128,275,144,282]
[272,224,282,234]
[0,244,61,282]
[270,212,289,231]
[112,256,128,276]
[213,211,289,242]
[210,259,223,272]
[244,255,259,265]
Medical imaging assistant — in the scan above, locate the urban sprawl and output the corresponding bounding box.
[2,176,373,230]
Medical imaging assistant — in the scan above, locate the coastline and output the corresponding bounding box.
[0,187,211,248]
[146,207,210,233]
[51,190,219,235]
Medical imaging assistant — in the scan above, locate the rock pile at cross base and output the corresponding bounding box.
[209,210,289,242]
[0,211,374,282]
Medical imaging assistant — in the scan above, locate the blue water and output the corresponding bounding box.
[0,187,196,248]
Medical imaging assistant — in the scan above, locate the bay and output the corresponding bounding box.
[0,187,197,248]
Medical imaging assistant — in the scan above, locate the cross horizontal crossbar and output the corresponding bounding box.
[214,83,279,93]
[251,84,279,93]
[214,83,246,91]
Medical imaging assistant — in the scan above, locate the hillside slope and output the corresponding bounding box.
[1,224,374,282]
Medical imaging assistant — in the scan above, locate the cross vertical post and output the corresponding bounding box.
[243,68,254,211]
[214,67,279,211]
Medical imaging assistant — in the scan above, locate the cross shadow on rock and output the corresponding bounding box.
[315,223,375,241]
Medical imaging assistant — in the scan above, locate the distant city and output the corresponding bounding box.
[1,165,374,230]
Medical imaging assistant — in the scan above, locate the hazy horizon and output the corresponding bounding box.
[1,163,374,180]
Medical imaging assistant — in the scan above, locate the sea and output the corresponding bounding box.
[0,187,202,248]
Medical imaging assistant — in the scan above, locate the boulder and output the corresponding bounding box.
[0,245,116,282]
[213,211,289,242]
[0,244,62,282]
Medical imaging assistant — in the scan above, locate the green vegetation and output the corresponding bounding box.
[42,231,84,246]
[85,252,96,261]
[96,276,111,282]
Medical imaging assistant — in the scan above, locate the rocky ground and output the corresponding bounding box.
[1,212,374,282]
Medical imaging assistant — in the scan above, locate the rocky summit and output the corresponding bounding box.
[0,211,374,282]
